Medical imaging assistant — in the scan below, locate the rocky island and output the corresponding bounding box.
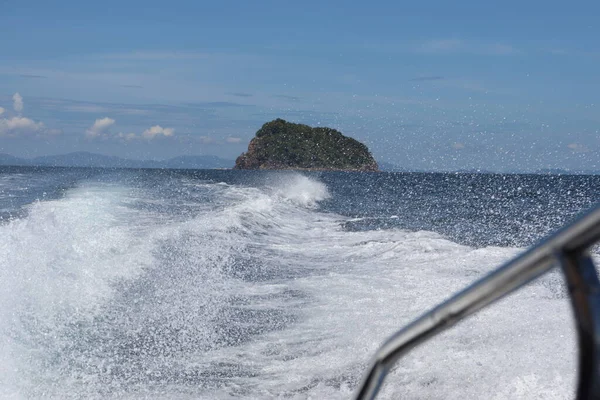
[234,119,378,171]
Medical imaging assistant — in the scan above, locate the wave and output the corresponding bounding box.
[270,173,331,208]
[0,172,578,399]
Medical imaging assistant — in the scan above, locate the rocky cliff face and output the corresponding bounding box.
[234,119,379,172]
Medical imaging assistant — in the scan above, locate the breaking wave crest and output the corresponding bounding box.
[271,173,331,208]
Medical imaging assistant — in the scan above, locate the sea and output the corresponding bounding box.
[1,166,599,399]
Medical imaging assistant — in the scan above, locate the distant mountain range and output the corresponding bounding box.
[0,152,234,169]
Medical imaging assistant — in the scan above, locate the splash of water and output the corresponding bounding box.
[0,172,579,399]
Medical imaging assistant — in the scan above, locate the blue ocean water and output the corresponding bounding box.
[0,166,598,399]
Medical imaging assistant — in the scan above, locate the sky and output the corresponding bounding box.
[0,0,598,171]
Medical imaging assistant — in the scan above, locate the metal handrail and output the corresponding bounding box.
[354,204,600,400]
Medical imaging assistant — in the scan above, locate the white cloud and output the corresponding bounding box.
[567,143,590,153]
[226,137,242,144]
[85,121,174,141]
[86,117,115,138]
[141,125,175,139]
[117,132,138,141]
[0,116,44,137]
[452,142,465,149]
[13,93,23,113]
[0,93,58,138]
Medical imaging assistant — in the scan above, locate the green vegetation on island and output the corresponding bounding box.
[234,119,379,171]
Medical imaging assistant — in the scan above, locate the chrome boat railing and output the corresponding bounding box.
[354,204,600,400]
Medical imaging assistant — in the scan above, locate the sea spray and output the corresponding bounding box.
[0,167,591,399]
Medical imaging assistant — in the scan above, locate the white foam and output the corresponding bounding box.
[0,183,161,396]
[0,173,580,399]
[270,172,331,208]
[205,225,578,399]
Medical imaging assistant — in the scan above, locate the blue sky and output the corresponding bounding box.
[0,0,598,171]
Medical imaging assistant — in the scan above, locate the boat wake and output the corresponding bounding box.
[0,172,578,399]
